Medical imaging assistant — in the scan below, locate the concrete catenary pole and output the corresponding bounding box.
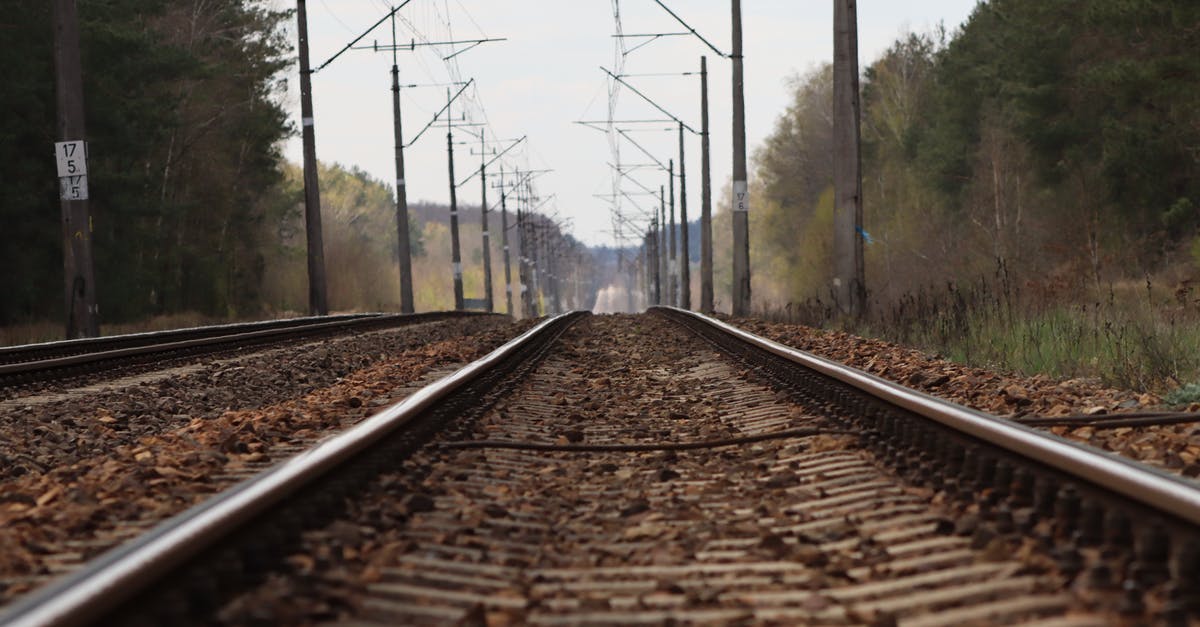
[678,122,691,310]
[650,220,661,306]
[549,236,562,314]
[480,135,493,312]
[53,0,99,338]
[699,56,714,312]
[517,207,530,316]
[642,235,651,308]
[524,211,539,316]
[659,186,668,306]
[833,0,866,317]
[499,168,513,315]
[389,15,414,313]
[730,0,751,315]
[446,89,465,310]
[668,159,677,307]
[296,0,329,316]
[523,187,538,316]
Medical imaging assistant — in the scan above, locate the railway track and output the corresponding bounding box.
[0,311,490,390]
[2,309,1198,626]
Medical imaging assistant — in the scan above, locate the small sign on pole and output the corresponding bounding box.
[59,175,88,201]
[55,140,89,200]
[733,180,748,212]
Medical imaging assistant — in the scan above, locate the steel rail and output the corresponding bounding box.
[0,311,582,627]
[0,312,493,383]
[0,313,376,364]
[659,307,1200,527]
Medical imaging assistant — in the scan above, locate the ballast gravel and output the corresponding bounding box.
[728,317,1200,481]
[0,316,532,605]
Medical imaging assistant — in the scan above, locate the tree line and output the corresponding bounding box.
[1,0,293,325]
[0,1,593,330]
[737,0,1200,310]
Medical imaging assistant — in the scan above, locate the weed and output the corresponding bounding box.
[1165,383,1200,406]
[756,273,1200,394]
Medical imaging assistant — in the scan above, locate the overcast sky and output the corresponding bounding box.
[281,1,980,247]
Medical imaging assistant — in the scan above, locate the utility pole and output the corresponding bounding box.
[543,226,550,313]
[647,232,655,308]
[668,160,677,307]
[516,207,529,316]
[52,0,99,338]
[389,14,414,313]
[479,134,493,312]
[296,0,329,316]
[522,208,538,317]
[549,236,562,314]
[446,89,465,310]
[833,0,866,318]
[641,233,650,307]
[499,168,513,315]
[678,122,691,310]
[659,186,668,306]
[338,23,499,314]
[700,56,714,312]
[730,0,750,316]
[650,220,661,306]
[531,217,543,316]
[525,186,538,317]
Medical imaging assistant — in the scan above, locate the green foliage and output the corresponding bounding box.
[0,3,62,322]
[913,0,1200,241]
[1164,383,1200,407]
[743,0,1200,313]
[0,0,293,325]
[737,0,1200,390]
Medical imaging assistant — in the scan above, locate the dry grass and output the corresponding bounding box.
[756,271,1200,394]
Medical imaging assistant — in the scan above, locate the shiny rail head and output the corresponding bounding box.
[0,312,379,354]
[652,306,1200,529]
[0,311,502,383]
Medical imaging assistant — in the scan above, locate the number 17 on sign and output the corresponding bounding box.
[59,175,88,201]
[733,180,749,212]
[55,140,89,201]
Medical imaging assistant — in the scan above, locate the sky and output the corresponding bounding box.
[281,1,981,248]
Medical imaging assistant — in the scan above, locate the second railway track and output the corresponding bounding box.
[0,311,491,391]
[3,310,1198,625]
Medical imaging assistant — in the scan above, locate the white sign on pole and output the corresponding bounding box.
[733,180,749,212]
[55,141,88,177]
[60,175,89,201]
[55,141,89,201]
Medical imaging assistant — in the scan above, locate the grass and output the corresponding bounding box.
[756,274,1200,395]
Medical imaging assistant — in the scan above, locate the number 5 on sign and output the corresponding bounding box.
[59,175,89,201]
[733,180,749,212]
[55,141,88,177]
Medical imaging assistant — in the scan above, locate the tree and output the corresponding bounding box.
[0,0,294,324]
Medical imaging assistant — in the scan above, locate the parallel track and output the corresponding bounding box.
[0,314,374,365]
[2,309,1197,625]
[0,311,492,388]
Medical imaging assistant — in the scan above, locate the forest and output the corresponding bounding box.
[0,0,584,336]
[736,0,1200,305]
[709,0,1200,390]
[1,0,294,325]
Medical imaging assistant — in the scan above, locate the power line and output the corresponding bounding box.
[600,66,698,135]
[647,0,729,58]
[313,0,415,72]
